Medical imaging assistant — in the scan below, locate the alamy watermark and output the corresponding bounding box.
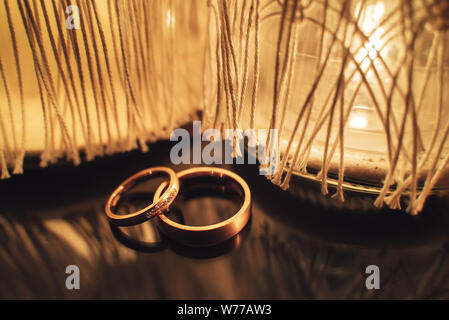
[170,121,279,175]
[65,265,80,290]
[365,265,380,290]
[65,5,80,30]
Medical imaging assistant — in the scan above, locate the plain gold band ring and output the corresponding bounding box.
[153,167,251,246]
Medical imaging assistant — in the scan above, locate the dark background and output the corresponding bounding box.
[1,140,449,299]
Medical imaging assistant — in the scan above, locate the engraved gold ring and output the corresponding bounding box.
[105,167,179,226]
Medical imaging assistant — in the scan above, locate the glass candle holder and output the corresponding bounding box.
[203,0,449,214]
[0,0,207,175]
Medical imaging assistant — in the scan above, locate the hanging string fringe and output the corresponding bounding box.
[0,0,203,178]
[204,0,449,214]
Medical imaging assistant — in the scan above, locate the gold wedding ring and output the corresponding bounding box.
[105,167,179,226]
[153,167,251,246]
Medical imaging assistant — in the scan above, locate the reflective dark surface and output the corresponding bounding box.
[1,140,449,299]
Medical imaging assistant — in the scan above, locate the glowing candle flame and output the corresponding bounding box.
[355,2,386,70]
[348,106,370,130]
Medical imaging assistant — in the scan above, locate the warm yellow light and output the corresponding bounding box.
[348,106,369,130]
[167,9,174,27]
[349,114,368,130]
[354,2,386,70]
[358,2,385,34]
